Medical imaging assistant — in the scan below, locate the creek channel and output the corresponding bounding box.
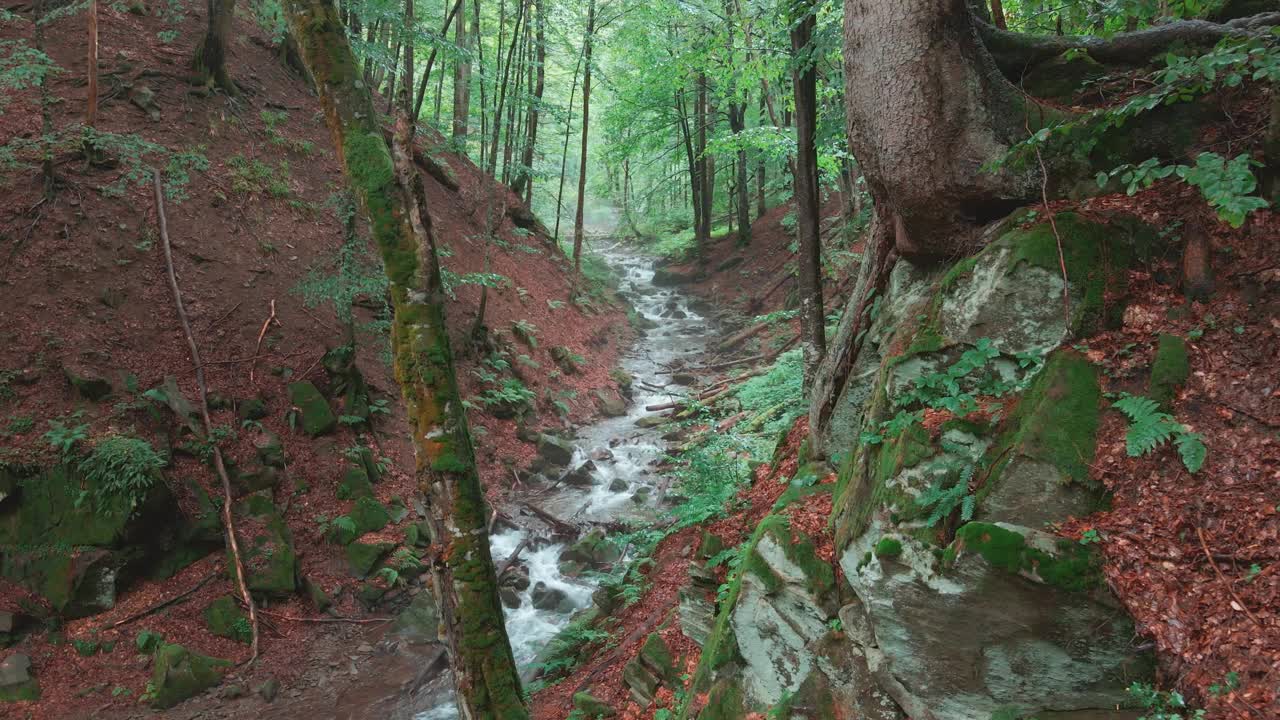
[414,245,715,719]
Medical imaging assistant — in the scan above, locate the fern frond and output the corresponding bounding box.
[960,494,976,521]
[1175,431,1207,473]
[1113,395,1160,422]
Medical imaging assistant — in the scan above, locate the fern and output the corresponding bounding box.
[915,464,976,527]
[1112,394,1206,473]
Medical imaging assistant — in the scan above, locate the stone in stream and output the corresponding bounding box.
[629,487,652,505]
[651,266,698,286]
[536,433,575,468]
[593,389,627,417]
[563,460,599,487]
[671,372,697,385]
[590,447,614,462]
[608,477,629,492]
[499,587,522,609]
[559,528,622,568]
[529,582,575,613]
[635,415,667,429]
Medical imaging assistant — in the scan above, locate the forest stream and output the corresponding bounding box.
[408,244,715,719]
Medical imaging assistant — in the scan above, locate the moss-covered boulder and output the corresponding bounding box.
[0,653,39,703]
[350,497,390,535]
[1149,333,1189,410]
[203,596,250,644]
[287,381,337,436]
[345,541,393,577]
[62,361,112,401]
[337,465,375,500]
[231,492,298,596]
[572,691,616,718]
[149,643,230,709]
[558,528,620,568]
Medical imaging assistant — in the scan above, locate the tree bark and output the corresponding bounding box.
[791,0,825,389]
[193,0,237,94]
[283,0,527,716]
[487,0,526,177]
[553,49,583,241]
[451,0,471,140]
[571,0,595,278]
[989,0,1006,29]
[86,0,98,126]
[511,0,545,201]
[412,0,465,126]
[842,0,1036,258]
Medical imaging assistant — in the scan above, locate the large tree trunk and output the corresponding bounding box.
[451,0,471,140]
[791,0,825,389]
[283,0,527,716]
[193,0,237,93]
[571,0,595,277]
[843,0,1035,259]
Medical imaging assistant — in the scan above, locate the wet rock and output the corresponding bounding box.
[608,478,629,492]
[635,415,666,429]
[590,448,614,462]
[287,381,337,437]
[593,389,627,417]
[390,592,438,644]
[537,434,575,468]
[629,487,651,505]
[149,643,230,709]
[652,267,697,286]
[499,587,522,609]
[563,460,599,487]
[560,528,621,568]
[530,582,575,613]
[558,560,584,577]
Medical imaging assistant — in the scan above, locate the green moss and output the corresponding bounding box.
[695,679,745,720]
[337,466,375,500]
[952,522,1101,592]
[572,691,616,718]
[350,497,390,534]
[232,494,298,596]
[0,679,40,702]
[1148,333,1189,410]
[639,632,676,681]
[149,643,230,709]
[345,541,392,577]
[286,382,336,436]
[203,596,250,644]
[873,537,903,559]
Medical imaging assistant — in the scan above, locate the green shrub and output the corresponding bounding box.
[79,435,166,513]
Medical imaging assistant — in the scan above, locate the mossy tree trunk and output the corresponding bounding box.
[282,1,527,717]
[571,0,595,278]
[193,0,237,94]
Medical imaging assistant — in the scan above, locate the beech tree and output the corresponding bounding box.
[283,0,527,716]
[791,0,824,388]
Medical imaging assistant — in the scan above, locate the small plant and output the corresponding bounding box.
[1079,529,1101,545]
[135,629,163,654]
[914,466,976,528]
[227,154,291,198]
[1112,394,1206,473]
[1127,682,1205,720]
[479,379,536,409]
[5,414,33,434]
[43,414,88,457]
[78,435,166,514]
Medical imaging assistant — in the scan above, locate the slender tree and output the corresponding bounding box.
[283,0,527,715]
[791,0,825,388]
[571,0,596,277]
[192,0,237,93]
[511,0,544,201]
[452,0,472,140]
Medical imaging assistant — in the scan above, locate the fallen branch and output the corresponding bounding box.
[110,570,217,628]
[521,501,578,537]
[716,320,769,353]
[154,169,260,663]
[496,537,531,579]
[256,608,392,624]
[249,299,279,383]
[688,353,766,371]
[1196,526,1262,627]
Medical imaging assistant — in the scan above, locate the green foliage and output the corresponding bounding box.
[43,415,88,457]
[0,40,60,114]
[227,154,292,198]
[669,439,749,530]
[1127,682,1205,720]
[78,435,166,514]
[135,629,164,654]
[440,269,509,300]
[734,349,805,438]
[260,109,315,155]
[1112,394,1206,472]
[1099,153,1268,227]
[914,463,977,527]
[294,195,390,327]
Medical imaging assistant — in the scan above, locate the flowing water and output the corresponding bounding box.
[414,244,713,719]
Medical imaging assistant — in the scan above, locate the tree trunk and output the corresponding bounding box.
[727,104,750,246]
[842,0,1035,258]
[87,0,98,126]
[193,0,237,94]
[553,49,583,241]
[413,0,465,126]
[512,0,544,201]
[452,0,471,140]
[990,0,1006,28]
[283,1,527,716]
[791,0,825,389]
[676,90,701,244]
[571,0,595,278]
[487,0,526,177]
[695,72,712,254]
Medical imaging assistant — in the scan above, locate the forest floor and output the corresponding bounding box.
[0,4,632,718]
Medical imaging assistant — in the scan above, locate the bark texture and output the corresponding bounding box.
[511,0,544,201]
[791,0,825,388]
[843,0,1036,258]
[193,0,237,93]
[283,1,527,716]
[452,0,472,139]
[571,0,595,276]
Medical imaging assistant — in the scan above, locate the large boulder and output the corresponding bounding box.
[537,434,576,468]
[0,653,38,703]
[559,528,621,568]
[149,643,230,709]
[287,381,337,436]
[652,266,698,286]
[230,492,298,596]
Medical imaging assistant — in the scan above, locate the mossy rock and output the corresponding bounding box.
[0,679,39,703]
[950,522,1102,592]
[1148,333,1189,410]
[694,678,745,720]
[336,466,375,500]
[572,691,616,718]
[303,576,332,611]
[236,397,268,421]
[149,643,230,709]
[327,515,358,545]
[287,381,337,436]
[203,596,250,644]
[231,493,298,596]
[62,362,112,401]
[345,542,393,577]
[639,632,676,682]
[252,429,285,468]
[873,537,903,559]
[350,497,390,535]
[559,528,621,568]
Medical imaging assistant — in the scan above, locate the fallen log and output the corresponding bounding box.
[716,320,769,353]
[496,536,531,579]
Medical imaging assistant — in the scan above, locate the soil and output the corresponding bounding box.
[0,3,630,718]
